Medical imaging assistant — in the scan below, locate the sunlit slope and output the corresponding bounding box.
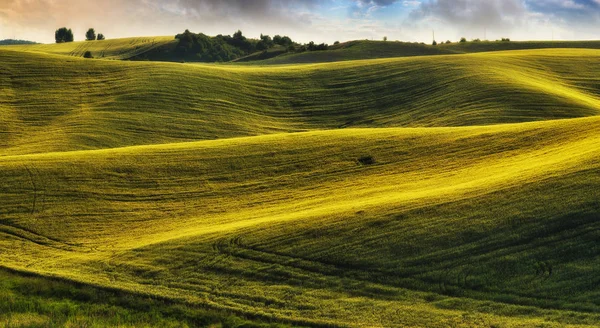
[2,48,600,156]
[1,117,600,326]
[1,36,176,59]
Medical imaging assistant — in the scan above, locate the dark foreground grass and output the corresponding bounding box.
[0,268,293,328]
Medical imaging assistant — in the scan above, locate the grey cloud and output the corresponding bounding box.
[411,0,529,32]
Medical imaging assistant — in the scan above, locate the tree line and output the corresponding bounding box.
[174,29,329,62]
[55,27,105,43]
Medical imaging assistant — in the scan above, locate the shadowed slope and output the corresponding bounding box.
[1,49,600,156]
[254,40,600,65]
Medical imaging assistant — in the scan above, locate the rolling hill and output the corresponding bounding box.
[2,36,176,60]
[1,42,600,327]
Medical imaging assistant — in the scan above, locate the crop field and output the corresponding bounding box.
[1,40,600,327]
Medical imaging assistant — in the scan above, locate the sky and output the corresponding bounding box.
[1,0,600,44]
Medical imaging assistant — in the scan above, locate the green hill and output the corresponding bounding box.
[249,40,458,64]
[2,36,176,59]
[1,46,600,327]
[246,40,600,65]
[2,48,600,155]
[0,39,38,46]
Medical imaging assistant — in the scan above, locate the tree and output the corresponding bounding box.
[55,27,74,43]
[432,40,437,46]
[83,51,93,58]
[460,37,467,43]
[97,33,105,41]
[86,28,96,41]
[383,36,388,41]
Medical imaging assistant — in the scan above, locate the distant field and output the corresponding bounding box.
[2,36,176,60]
[250,39,600,64]
[1,44,600,327]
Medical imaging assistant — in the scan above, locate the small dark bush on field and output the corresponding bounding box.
[357,155,376,165]
[83,51,93,58]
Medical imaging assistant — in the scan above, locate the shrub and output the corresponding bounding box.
[357,155,375,165]
[472,38,481,42]
[334,41,340,45]
[83,51,93,59]
[445,40,451,44]
[97,34,105,41]
[501,38,510,42]
[460,37,467,43]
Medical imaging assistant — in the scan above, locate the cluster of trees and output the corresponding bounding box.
[54,27,105,43]
[85,28,105,41]
[174,30,303,62]
[175,29,251,62]
[55,28,74,43]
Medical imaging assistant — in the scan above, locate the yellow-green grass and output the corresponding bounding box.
[1,36,176,60]
[1,46,600,327]
[2,116,600,326]
[1,48,600,156]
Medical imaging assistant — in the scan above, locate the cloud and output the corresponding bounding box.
[1,0,599,44]
[411,0,529,32]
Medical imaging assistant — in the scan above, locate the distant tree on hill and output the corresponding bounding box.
[55,27,74,43]
[383,36,388,41]
[97,33,105,41]
[273,35,293,47]
[307,41,328,51]
[432,40,437,46]
[85,28,96,41]
[334,41,340,45]
[501,38,510,42]
[460,37,467,43]
[445,40,451,44]
[257,34,274,50]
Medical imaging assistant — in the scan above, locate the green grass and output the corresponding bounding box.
[2,36,176,60]
[1,43,600,327]
[2,48,600,155]
[249,40,600,65]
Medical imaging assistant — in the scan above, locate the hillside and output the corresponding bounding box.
[245,40,600,65]
[2,36,176,60]
[247,40,458,64]
[1,46,600,327]
[2,48,600,156]
[0,39,37,46]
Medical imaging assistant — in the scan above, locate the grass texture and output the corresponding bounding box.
[1,36,176,60]
[1,43,600,327]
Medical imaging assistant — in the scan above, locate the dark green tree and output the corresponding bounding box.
[97,33,105,41]
[55,27,74,43]
[85,28,96,41]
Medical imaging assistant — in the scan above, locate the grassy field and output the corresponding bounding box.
[1,42,600,327]
[1,36,176,60]
[249,40,600,64]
